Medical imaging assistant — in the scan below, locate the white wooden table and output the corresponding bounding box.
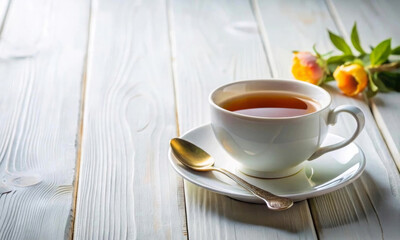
[0,0,399,239]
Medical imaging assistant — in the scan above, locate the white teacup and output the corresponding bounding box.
[209,79,365,178]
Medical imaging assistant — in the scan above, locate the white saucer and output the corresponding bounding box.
[169,124,366,203]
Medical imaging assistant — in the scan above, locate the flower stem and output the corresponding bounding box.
[368,61,400,73]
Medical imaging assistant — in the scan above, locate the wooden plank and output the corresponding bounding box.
[170,0,317,239]
[254,0,400,239]
[326,0,400,170]
[0,0,90,239]
[73,0,187,239]
[0,0,9,27]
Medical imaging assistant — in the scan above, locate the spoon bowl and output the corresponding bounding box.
[170,137,214,170]
[170,138,293,211]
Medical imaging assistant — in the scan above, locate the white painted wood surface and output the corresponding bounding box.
[0,0,8,25]
[73,0,186,239]
[255,0,400,239]
[0,0,399,239]
[0,0,90,239]
[169,0,317,239]
[326,0,400,170]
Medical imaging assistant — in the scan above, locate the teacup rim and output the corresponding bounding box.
[209,79,332,120]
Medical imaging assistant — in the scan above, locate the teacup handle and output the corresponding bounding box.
[308,105,365,160]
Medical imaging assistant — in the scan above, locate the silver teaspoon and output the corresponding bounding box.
[170,138,293,211]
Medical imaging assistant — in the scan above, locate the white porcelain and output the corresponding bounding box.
[209,79,365,178]
[169,124,366,203]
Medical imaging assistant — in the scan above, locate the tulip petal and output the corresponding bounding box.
[292,52,325,85]
[334,64,368,96]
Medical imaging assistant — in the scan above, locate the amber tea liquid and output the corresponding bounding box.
[220,92,320,118]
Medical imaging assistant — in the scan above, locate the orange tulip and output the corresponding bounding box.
[292,52,325,85]
[333,64,368,96]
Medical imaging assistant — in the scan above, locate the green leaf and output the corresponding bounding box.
[377,71,400,91]
[372,73,391,92]
[361,54,370,66]
[351,23,366,54]
[366,86,378,98]
[370,39,391,65]
[324,75,335,82]
[391,46,400,55]
[369,74,378,92]
[328,31,353,55]
[367,74,378,97]
[327,63,339,74]
[327,55,354,64]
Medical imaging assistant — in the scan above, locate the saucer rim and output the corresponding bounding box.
[169,123,366,202]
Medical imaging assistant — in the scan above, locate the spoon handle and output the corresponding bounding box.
[214,167,293,211]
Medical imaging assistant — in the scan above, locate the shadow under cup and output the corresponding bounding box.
[209,79,332,178]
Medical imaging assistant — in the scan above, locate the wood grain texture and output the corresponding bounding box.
[0,0,90,239]
[170,0,317,239]
[0,0,9,26]
[255,0,400,239]
[326,0,400,170]
[73,0,187,239]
